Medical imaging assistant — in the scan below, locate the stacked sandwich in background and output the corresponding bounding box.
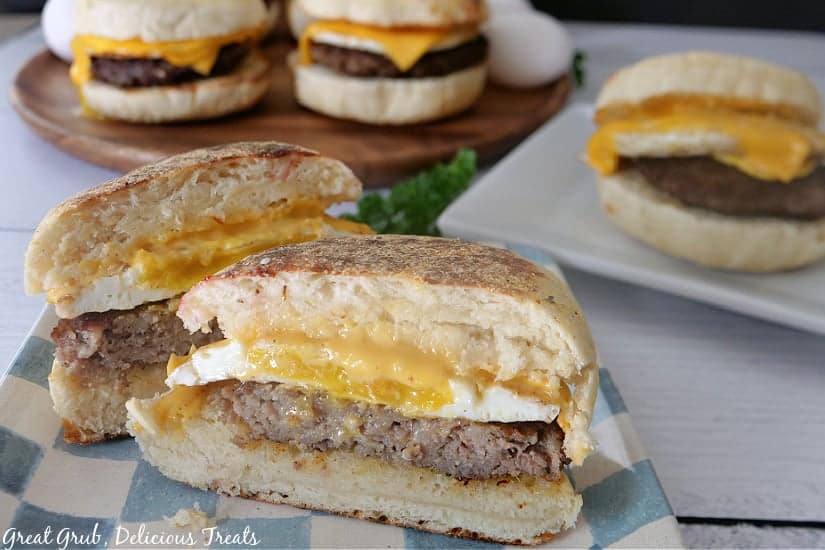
[65,0,495,125]
[293,0,489,124]
[127,235,598,544]
[24,142,372,443]
[70,0,275,122]
[586,51,825,271]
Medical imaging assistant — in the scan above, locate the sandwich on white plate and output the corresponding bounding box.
[293,0,489,125]
[586,51,825,272]
[70,0,275,122]
[127,234,598,545]
[24,141,372,443]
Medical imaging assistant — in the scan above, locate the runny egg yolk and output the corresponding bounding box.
[168,332,457,415]
[161,331,573,431]
[131,208,371,294]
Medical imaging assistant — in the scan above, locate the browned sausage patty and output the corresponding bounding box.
[52,298,222,370]
[90,43,250,88]
[223,380,569,481]
[624,157,825,220]
[309,36,488,78]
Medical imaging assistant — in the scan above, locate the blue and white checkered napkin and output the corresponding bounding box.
[0,246,684,550]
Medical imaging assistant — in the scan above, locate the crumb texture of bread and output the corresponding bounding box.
[49,359,168,443]
[74,0,269,42]
[179,235,599,464]
[298,0,487,27]
[598,172,825,272]
[80,50,273,123]
[293,60,487,125]
[128,393,581,545]
[25,140,362,312]
[596,51,822,126]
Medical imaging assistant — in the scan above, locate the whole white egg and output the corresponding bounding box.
[42,0,75,63]
[287,0,317,40]
[486,12,573,88]
[486,0,534,18]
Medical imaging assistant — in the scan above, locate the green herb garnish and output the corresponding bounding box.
[572,50,587,88]
[344,149,477,236]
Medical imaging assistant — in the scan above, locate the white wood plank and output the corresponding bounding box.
[680,523,825,549]
[0,230,44,373]
[565,267,825,521]
[0,14,37,43]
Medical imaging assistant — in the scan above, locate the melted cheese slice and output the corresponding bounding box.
[70,26,265,88]
[131,213,370,295]
[164,336,567,425]
[45,204,372,305]
[587,108,825,183]
[299,20,476,72]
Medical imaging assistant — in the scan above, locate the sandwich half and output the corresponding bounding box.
[293,0,489,124]
[586,51,825,272]
[127,235,598,544]
[70,0,273,122]
[24,142,372,443]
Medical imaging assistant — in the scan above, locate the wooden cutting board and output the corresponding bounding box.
[10,41,570,187]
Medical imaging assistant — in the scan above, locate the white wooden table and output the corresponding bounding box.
[1,19,825,549]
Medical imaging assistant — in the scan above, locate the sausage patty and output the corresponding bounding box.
[52,298,222,371]
[223,381,568,481]
[625,156,825,220]
[309,36,488,78]
[90,43,250,88]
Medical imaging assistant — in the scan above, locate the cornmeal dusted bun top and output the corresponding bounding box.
[298,0,487,28]
[74,0,269,42]
[25,142,363,316]
[595,51,822,126]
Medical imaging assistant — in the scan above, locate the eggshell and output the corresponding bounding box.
[287,0,317,40]
[486,0,534,18]
[42,0,75,63]
[486,12,572,88]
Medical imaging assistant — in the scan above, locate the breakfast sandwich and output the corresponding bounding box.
[586,52,825,272]
[24,142,372,443]
[293,0,489,125]
[70,0,273,123]
[127,235,598,544]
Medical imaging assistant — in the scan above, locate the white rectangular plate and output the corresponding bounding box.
[439,104,825,336]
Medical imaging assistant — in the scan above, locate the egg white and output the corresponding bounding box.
[167,339,561,424]
[56,267,177,318]
[311,29,478,57]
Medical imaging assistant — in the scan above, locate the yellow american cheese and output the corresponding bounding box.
[587,99,825,182]
[147,384,209,433]
[165,330,573,425]
[44,203,372,304]
[69,26,265,88]
[131,212,371,295]
[299,20,475,72]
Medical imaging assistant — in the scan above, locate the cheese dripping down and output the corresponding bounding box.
[70,26,266,87]
[298,20,479,72]
[587,96,825,182]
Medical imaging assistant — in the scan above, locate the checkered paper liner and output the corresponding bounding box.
[0,246,683,549]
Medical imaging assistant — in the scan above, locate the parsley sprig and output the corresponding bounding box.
[344,149,477,236]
